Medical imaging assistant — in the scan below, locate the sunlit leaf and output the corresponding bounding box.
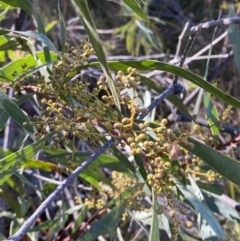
[22,159,59,172]
[1,0,51,62]
[0,29,58,53]
[0,52,57,82]
[45,20,58,33]
[204,91,220,138]
[121,0,151,24]
[149,189,160,241]
[75,60,240,110]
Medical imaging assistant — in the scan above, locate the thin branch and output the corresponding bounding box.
[137,83,185,120]
[7,138,115,241]
[190,17,240,34]
[167,112,240,136]
[173,16,240,85]
[172,33,197,85]
[174,21,190,61]
[66,25,116,34]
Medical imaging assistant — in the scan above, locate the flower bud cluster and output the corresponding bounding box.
[222,105,233,122]
[15,41,227,239]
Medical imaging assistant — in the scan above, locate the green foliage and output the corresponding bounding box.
[0,1,240,241]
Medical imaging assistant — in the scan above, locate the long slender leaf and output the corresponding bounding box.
[1,0,51,62]
[81,205,124,241]
[43,152,131,188]
[0,184,21,217]
[29,219,60,232]
[204,91,220,138]
[58,0,66,54]
[44,152,135,174]
[0,94,33,131]
[74,60,240,109]
[0,29,58,53]
[70,0,120,110]
[182,137,240,185]
[188,175,218,241]
[0,132,54,185]
[203,192,240,223]
[22,159,60,172]
[0,89,35,135]
[121,0,151,24]
[72,206,88,233]
[171,175,226,240]
[149,189,160,241]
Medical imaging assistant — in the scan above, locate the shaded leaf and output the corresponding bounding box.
[182,137,240,185]
[134,154,147,180]
[188,175,218,241]
[197,182,222,195]
[0,94,33,131]
[203,192,240,223]
[171,175,226,240]
[73,206,88,233]
[126,20,137,54]
[15,172,39,190]
[43,152,125,188]
[0,132,54,185]
[29,219,60,232]
[45,151,134,174]
[0,89,35,135]
[82,205,124,241]
[58,0,66,54]
[0,184,21,217]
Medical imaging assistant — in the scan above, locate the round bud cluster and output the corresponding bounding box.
[116,67,140,90]
[11,63,38,92]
